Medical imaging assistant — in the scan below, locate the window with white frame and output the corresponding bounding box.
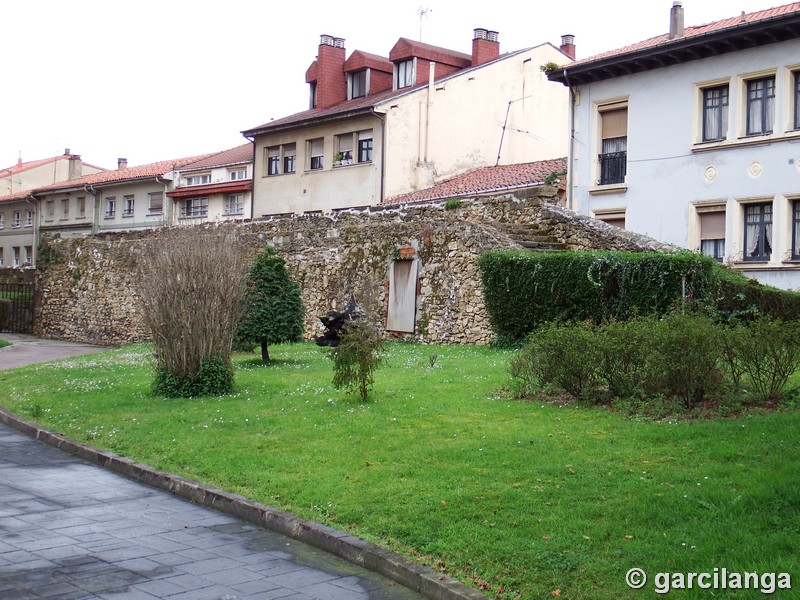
[12,211,21,228]
[181,197,208,218]
[229,168,247,181]
[358,130,373,163]
[792,200,800,260]
[309,81,317,109]
[598,104,627,186]
[25,209,33,226]
[45,201,55,221]
[743,202,772,261]
[267,147,280,175]
[226,193,244,215]
[61,198,69,220]
[123,195,134,217]
[702,84,729,142]
[283,143,296,174]
[148,192,163,215]
[77,196,86,219]
[0,213,4,229]
[396,59,414,89]
[309,138,324,170]
[745,76,775,136]
[24,246,32,266]
[184,174,211,186]
[350,70,367,98]
[13,246,20,267]
[335,135,353,165]
[105,197,116,218]
[698,208,726,262]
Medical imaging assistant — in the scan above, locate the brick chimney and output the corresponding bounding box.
[669,1,684,39]
[472,29,499,66]
[68,154,82,180]
[560,34,576,59]
[117,158,128,170]
[309,35,347,109]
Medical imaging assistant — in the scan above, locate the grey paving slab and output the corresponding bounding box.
[0,334,107,371]
[0,422,427,600]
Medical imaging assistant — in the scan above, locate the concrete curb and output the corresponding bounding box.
[0,406,489,600]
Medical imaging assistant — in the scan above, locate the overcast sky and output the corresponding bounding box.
[0,0,787,171]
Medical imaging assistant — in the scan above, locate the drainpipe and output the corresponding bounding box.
[155,175,170,226]
[84,184,100,234]
[371,109,387,203]
[563,68,576,211]
[24,193,40,267]
[244,135,255,220]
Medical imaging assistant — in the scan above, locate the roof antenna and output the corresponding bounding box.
[419,6,432,41]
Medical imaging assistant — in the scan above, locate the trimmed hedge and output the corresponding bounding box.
[479,251,718,342]
[713,270,800,322]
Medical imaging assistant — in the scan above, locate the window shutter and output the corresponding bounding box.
[338,136,353,153]
[601,108,628,139]
[310,139,323,156]
[700,211,725,240]
[268,147,280,158]
[358,129,373,141]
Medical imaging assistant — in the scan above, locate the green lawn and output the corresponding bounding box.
[1,343,797,599]
[0,339,9,348]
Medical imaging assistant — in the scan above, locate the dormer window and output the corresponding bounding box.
[309,81,318,109]
[395,59,414,89]
[350,70,367,99]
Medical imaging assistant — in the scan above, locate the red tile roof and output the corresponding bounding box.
[344,50,393,74]
[31,154,216,194]
[0,154,107,177]
[179,143,253,171]
[383,158,567,205]
[565,2,800,69]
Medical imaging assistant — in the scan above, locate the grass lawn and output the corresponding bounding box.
[1,342,798,599]
[0,339,9,348]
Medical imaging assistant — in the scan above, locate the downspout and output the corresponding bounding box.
[244,135,255,220]
[371,109,387,203]
[155,175,170,226]
[563,68,576,211]
[84,184,100,234]
[25,193,39,267]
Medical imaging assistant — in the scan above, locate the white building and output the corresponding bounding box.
[549,1,800,290]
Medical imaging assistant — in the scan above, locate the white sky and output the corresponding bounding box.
[0,0,786,170]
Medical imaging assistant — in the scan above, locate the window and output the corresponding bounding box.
[148,192,163,215]
[598,106,627,185]
[309,138,323,170]
[309,81,317,109]
[185,174,211,186]
[229,169,247,181]
[283,144,296,174]
[0,248,3,266]
[335,135,353,166]
[699,210,726,262]
[226,193,244,215]
[24,246,32,266]
[702,85,729,142]
[123,195,135,217]
[25,210,33,226]
[181,197,208,218]
[595,210,626,229]
[77,196,86,219]
[61,198,69,220]
[13,247,20,267]
[0,213,4,229]
[746,76,775,136]
[795,72,800,130]
[358,130,373,163]
[12,211,21,228]
[105,197,116,218]
[351,70,367,98]
[396,59,414,89]
[743,203,772,261]
[792,201,800,260]
[46,201,55,222]
[267,147,280,175]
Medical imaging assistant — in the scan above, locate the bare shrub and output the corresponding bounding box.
[137,227,250,397]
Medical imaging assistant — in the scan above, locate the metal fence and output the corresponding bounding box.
[0,282,35,333]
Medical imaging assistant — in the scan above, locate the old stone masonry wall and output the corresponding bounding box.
[30,188,675,346]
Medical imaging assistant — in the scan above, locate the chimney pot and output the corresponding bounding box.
[64,148,70,155]
[472,28,500,66]
[560,34,576,60]
[669,1,684,39]
[320,34,335,46]
[118,158,128,170]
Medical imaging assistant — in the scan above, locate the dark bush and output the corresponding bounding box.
[713,272,800,323]
[479,250,718,342]
[153,356,235,398]
[330,319,385,402]
[597,317,655,400]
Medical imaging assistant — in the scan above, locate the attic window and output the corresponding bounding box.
[350,70,367,99]
[185,174,211,186]
[395,59,414,89]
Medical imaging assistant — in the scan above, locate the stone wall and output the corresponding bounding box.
[31,188,676,346]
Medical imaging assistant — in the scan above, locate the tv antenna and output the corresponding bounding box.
[419,6,432,41]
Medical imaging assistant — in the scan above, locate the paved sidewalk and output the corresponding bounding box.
[0,335,107,371]
[0,421,426,600]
